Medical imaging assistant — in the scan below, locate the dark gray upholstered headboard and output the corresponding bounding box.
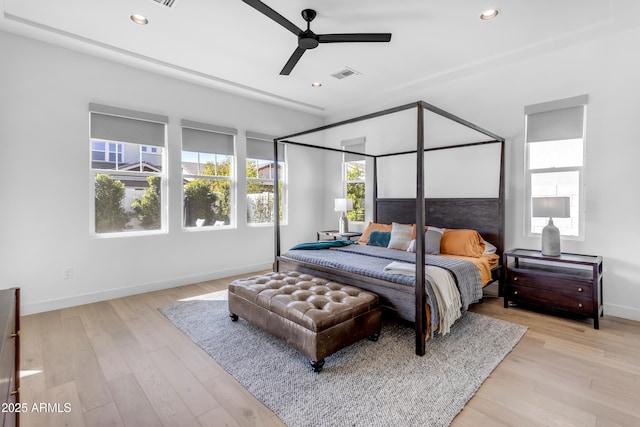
[375,198,504,255]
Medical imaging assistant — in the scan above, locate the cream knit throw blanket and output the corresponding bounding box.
[383,262,462,335]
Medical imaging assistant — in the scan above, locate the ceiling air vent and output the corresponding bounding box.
[331,67,361,80]
[151,0,180,9]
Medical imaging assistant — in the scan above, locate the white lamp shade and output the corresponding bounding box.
[532,197,570,218]
[334,198,353,212]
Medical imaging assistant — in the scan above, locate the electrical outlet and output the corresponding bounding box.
[63,267,73,280]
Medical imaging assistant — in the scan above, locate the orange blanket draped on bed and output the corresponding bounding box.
[440,253,499,286]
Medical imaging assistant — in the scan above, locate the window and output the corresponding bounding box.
[90,103,167,235]
[246,132,286,225]
[342,137,366,222]
[181,120,236,228]
[525,95,587,238]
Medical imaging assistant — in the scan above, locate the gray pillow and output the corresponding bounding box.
[424,226,444,255]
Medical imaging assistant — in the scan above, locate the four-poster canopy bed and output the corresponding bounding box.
[271,101,505,356]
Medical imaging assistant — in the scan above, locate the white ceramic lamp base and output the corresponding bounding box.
[541,218,561,256]
[339,212,349,234]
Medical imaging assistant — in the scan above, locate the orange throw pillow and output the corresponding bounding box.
[440,229,486,257]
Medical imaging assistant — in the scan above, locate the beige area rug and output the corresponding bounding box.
[161,291,526,427]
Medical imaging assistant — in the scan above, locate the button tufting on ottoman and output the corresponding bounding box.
[228,271,381,372]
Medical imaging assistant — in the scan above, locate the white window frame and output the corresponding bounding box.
[524,96,587,239]
[181,120,237,230]
[89,104,168,237]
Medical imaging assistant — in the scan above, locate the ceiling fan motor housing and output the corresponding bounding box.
[299,31,319,49]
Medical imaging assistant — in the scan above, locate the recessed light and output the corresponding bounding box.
[480,9,500,20]
[130,14,149,25]
[311,82,322,88]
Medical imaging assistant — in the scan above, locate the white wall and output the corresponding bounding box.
[3,25,639,321]
[327,26,640,320]
[0,31,325,314]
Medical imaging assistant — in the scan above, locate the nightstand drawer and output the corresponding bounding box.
[507,270,592,296]
[507,285,593,315]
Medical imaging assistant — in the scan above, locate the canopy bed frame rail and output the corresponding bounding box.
[272,101,505,356]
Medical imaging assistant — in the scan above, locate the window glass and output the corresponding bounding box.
[345,160,365,222]
[246,142,286,225]
[528,138,583,169]
[91,139,164,234]
[181,129,235,228]
[530,170,579,236]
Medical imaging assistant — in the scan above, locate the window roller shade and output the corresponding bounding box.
[246,132,284,161]
[181,120,236,155]
[341,137,366,162]
[525,95,587,143]
[91,109,166,147]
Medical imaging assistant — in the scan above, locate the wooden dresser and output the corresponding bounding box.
[502,249,603,329]
[0,289,20,427]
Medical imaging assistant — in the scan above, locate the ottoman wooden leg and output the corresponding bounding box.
[368,331,380,342]
[310,359,324,373]
[229,313,239,322]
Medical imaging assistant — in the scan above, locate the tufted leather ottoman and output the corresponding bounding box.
[228,271,381,372]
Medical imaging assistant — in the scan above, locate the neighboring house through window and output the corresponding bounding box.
[181,120,236,228]
[525,95,588,238]
[246,132,286,225]
[342,137,366,222]
[90,103,167,235]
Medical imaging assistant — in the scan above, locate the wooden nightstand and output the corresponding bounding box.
[316,230,362,242]
[502,249,603,329]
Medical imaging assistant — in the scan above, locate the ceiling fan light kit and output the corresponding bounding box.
[242,0,392,75]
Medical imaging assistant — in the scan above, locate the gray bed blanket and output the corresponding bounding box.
[281,244,483,335]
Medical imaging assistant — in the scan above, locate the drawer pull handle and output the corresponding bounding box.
[577,287,583,292]
[578,303,583,308]
[514,291,518,295]
[513,277,518,281]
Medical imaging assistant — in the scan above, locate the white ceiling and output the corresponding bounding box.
[2,0,638,117]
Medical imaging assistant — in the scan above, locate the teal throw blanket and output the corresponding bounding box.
[290,240,357,250]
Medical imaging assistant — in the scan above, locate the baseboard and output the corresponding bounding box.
[604,302,640,322]
[21,263,272,316]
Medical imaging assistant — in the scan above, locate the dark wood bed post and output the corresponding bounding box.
[273,138,281,271]
[373,157,378,223]
[499,139,505,255]
[415,103,427,356]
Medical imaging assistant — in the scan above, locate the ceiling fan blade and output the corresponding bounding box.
[318,33,392,43]
[242,0,302,36]
[280,47,306,75]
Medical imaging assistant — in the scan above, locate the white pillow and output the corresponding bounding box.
[387,223,413,251]
[483,240,497,255]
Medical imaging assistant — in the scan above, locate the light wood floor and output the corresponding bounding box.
[19,274,640,427]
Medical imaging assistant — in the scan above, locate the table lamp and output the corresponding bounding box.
[334,198,353,234]
[532,196,570,256]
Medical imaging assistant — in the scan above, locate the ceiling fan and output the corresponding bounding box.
[241,0,392,75]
